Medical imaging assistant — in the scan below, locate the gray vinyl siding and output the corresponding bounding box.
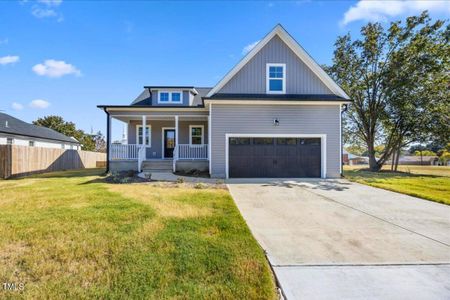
[218,35,332,95]
[128,120,208,159]
[150,90,190,106]
[210,104,341,178]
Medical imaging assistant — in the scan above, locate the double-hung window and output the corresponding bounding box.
[159,92,170,102]
[29,141,35,147]
[266,63,286,94]
[137,125,151,146]
[6,138,13,145]
[158,91,183,104]
[189,125,204,145]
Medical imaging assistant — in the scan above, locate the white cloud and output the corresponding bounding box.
[32,7,57,18]
[11,102,24,111]
[38,0,62,6]
[0,55,20,65]
[32,59,81,78]
[341,0,450,25]
[29,99,50,109]
[30,0,63,20]
[242,40,260,55]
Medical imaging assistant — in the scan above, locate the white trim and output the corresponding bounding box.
[203,100,349,106]
[158,91,183,104]
[136,124,152,147]
[266,63,286,94]
[161,127,175,159]
[206,24,349,99]
[189,125,204,146]
[224,133,327,179]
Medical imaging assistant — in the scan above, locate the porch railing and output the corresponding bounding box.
[110,144,140,160]
[177,144,208,160]
[110,143,208,161]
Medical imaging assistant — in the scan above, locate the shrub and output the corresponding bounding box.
[194,183,205,189]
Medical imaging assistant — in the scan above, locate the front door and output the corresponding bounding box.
[163,129,175,158]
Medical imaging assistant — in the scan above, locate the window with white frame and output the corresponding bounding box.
[158,91,183,103]
[266,63,286,94]
[159,92,169,102]
[136,125,151,146]
[189,125,204,145]
[29,141,35,147]
[6,138,13,145]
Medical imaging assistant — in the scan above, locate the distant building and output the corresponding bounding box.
[391,156,439,166]
[0,113,80,150]
[343,150,369,165]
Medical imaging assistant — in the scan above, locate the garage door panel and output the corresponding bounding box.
[229,137,321,178]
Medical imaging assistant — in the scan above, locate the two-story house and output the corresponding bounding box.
[98,24,350,178]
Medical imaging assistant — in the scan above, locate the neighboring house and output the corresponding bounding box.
[0,113,80,150]
[98,24,351,178]
[343,150,369,165]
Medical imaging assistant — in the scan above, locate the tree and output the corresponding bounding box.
[329,11,449,171]
[33,115,96,151]
[93,131,106,153]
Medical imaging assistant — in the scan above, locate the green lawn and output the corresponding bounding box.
[0,169,276,299]
[344,166,450,205]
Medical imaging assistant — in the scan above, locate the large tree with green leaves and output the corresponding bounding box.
[33,115,96,151]
[329,11,449,171]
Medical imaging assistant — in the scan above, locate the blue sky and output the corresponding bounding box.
[1,0,449,141]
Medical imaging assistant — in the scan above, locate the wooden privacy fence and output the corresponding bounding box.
[0,145,106,179]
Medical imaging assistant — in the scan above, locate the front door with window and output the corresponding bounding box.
[164,129,175,158]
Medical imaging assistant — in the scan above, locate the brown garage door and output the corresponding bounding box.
[229,137,321,178]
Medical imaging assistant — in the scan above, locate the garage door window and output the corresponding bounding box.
[230,137,250,145]
[300,138,320,146]
[253,138,274,145]
[277,138,297,145]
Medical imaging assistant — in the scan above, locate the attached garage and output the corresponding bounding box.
[227,135,324,178]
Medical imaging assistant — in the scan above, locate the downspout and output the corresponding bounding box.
[340,104,348,177]
[103,108,111,173]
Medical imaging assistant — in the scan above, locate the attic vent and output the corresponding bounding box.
[5,120,8,127]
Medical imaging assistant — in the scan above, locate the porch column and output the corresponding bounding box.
[141,115,146,145]
[175,115,179,153]
[174,115,179,172]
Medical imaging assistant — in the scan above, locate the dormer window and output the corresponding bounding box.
[266,63,286,94]
[158,91,183,104]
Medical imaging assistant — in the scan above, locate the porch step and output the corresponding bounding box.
[142,160,172,172]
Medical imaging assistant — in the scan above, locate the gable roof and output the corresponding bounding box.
[0,113,80,144]
[207,24,350,100]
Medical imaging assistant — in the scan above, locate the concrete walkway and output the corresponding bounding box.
[227,179,450,299]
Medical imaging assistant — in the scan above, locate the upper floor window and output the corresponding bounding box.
[159,92,169,102]
[158,91,183,104]
[29,141,35,147]
[6,138,13,145]
[266,63,286,94]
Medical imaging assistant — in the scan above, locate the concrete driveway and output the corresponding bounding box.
[227,179,450,299]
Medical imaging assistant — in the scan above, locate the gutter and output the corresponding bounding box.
[103,107,111,173]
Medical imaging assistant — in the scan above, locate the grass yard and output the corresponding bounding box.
[0,169,276,299]
[344,165,450,205]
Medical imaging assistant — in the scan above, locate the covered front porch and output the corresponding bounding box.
[107,111,209,173]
